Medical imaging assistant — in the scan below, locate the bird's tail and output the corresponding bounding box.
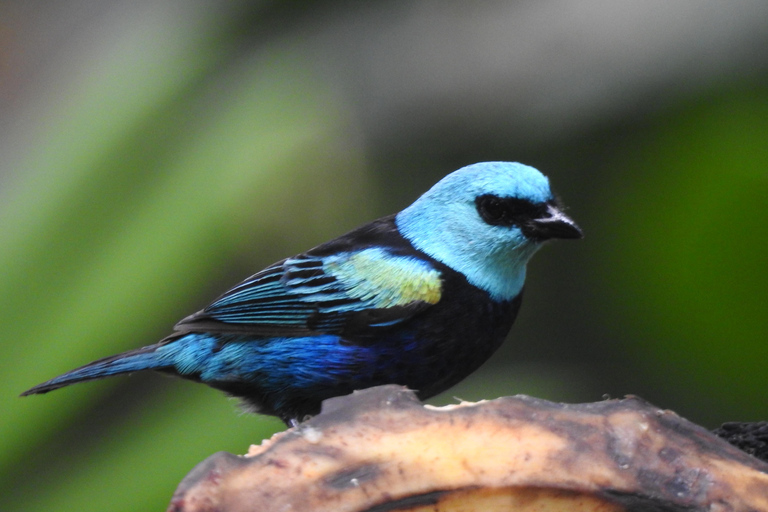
[20,343,169,396]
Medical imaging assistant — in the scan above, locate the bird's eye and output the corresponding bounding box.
[475,194,545,227]
[476,195,509,225]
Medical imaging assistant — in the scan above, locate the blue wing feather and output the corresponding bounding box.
[174,248,443,338]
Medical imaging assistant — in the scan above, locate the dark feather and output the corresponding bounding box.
[174,216,440,340]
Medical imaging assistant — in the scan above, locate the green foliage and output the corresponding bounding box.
[601,86,768,420]
[0,10,372,511]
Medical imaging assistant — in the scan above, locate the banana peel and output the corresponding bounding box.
[168,385,768,511]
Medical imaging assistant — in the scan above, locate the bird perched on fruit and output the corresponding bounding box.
[22,162,581,425]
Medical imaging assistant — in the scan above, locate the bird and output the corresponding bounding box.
[21,161,582,425]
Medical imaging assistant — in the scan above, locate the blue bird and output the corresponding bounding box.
[21,162,581,425]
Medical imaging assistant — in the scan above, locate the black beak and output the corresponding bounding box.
[522,202,583,241]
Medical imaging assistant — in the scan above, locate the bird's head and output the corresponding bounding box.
[396,162,581,301]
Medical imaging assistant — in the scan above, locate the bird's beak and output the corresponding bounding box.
[523,202,583,241]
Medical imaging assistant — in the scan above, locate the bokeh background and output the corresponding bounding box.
[2,1,767,510]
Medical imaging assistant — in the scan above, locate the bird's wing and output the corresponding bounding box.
[174,247,443,338]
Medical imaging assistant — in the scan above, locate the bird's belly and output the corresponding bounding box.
[162,294,520,421]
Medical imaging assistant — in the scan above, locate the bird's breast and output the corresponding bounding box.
[342,264,523,402]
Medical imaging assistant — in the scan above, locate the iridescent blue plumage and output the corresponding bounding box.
[21,162,582,424]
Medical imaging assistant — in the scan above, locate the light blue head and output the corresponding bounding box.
[396,162,581,301]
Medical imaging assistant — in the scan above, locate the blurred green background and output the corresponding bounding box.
[2,1,767,510]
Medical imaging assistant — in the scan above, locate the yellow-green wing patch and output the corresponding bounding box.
[324,248,442,308]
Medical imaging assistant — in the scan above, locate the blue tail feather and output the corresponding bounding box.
[20,344,166,396]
